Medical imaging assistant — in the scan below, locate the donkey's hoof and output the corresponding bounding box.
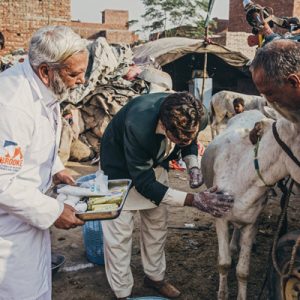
[217,290,228,300]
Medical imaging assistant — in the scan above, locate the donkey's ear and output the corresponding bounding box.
[249,121,264,145]
[249,118,272,145]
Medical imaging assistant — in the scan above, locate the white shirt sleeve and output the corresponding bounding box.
[52,155,65,175]
[183,154,199,170]
[161,188,187,206]
[0,105,63,230]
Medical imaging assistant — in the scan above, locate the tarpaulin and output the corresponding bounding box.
[133,37,250,68]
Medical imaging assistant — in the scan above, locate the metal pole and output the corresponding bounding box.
[200,0,215,104]
[200,27,208,104]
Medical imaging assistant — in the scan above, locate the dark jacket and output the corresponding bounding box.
[100,92,204,205]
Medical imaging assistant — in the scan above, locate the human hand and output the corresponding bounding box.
[261,21,274,36]
[192,186,234,218]
[54,204,84,229]
[53,169,75,186]
[189,167,204,189]
[249,121,264,145]
[123,65,142,81]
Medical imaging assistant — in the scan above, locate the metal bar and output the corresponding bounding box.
[204,0,215,28]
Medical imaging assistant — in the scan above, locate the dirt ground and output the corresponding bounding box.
[52,128,300,300]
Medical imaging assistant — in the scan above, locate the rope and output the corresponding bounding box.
[257,178,293,300]
[272,122,300,168]
[288,236,300,275]
[253,138,274,187]
[272,179,294,277]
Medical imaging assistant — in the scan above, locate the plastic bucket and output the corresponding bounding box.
[129,297,169,300]
[82,220,105,265]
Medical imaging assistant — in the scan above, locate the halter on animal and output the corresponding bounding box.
[254,121,300,187]
[253,136,273,187]
[272,121,300,168]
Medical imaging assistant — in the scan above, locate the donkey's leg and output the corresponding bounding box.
[230,226,240,253]
[236,224,257,300]
[216,218,231,300]
[210,119,218,138]
[210,123,216,139]
[216,123,220,136]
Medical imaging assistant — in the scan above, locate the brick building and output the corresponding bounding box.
[0,0,136,55]
[213,0,300,58]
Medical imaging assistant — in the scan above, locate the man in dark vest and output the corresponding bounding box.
[100,92,234,299]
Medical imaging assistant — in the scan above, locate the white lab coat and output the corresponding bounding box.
[0,59,64,300]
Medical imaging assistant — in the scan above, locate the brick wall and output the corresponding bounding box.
[224,0,300,59]
[99,30,133,44]
[68,21,127,40]
[225,31,256,59]
[293,0,300,15]
[0,0,70,55]
[68,21,104,39]
[102,10,128,29]
[212,18,229,34]
[0,0,135,55]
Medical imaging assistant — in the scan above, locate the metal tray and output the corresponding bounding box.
[75,177,131,221]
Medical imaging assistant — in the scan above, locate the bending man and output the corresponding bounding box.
[100,91,234,299]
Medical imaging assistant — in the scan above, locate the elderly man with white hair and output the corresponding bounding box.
[0,26,88,299]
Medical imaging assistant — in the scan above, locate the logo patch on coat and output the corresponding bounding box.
[0,140,24,172]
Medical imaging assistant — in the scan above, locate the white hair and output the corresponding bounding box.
[28,25,87,70]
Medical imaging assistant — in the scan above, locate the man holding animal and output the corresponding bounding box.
[100,91,234,299]
[197,38,300,300]
[249,39,300,146]
[251,39,300,122]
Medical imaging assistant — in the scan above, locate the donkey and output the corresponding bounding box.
[201,110,300,299]
[210,90,267,137]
